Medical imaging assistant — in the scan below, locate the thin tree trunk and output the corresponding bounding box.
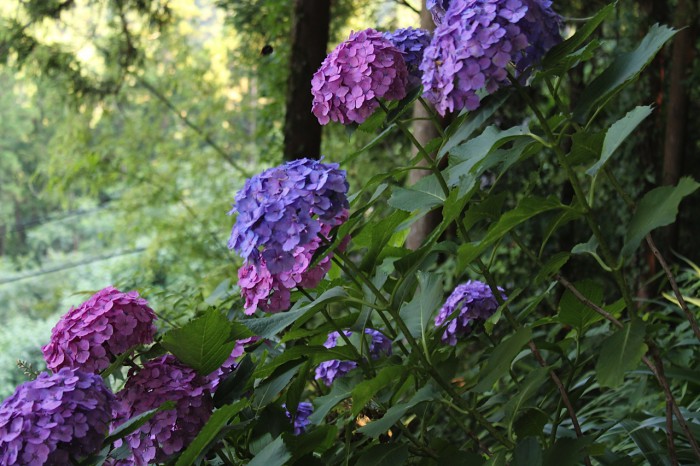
[406,1,440,250]
[661,0,695,250]
[282,0,331,161]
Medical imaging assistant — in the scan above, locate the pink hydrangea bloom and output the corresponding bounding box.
[42,286,157,374]
[312,28,408,125]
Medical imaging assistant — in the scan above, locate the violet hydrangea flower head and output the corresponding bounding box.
[311,28,409,125]
[420,0,562,116]
[42,286,157,374]
[284,401,313,435]
[229,159,349,314]
[383,27,432,88]
[110,355,214,465]
[0,368,115,465]
[434,280,506,345]
[314,329,392,386]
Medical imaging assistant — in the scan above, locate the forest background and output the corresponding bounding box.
[0,0,698,408]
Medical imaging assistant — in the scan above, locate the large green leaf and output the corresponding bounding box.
[244,287,347,339]
[504,367,549,436]
[573,24,676,123]
[388,174,446,212]
[351,365,408,416]
[355,444,410,466]
[587,105,653,176]
[474,328,532,392]
[542,3,615,69]
[252,364,301,409]
[557,279,605,333]
[357,384,438,438]
[283,425,338,460]
[513,437,543,466]
[308,378,355,424]
[248,436,291,466]
[621,177,700,258]
[174,400,246,466]
[161,309,235,375]
[596,320,648,388]
[458,197,566,268]
[399,271,443,338]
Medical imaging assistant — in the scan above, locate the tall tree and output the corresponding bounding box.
[282,0,331,161]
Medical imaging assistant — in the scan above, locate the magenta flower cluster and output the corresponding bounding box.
[110,355,214,465]
[42,286,157,374]
[0,368,115,465]
[311,28,408,125]
[228,158,349,314]
[383,27,432,88]
[284,401,314,435]
[314,329,392,386]
[435,280,506,345]
[421,0,562,115]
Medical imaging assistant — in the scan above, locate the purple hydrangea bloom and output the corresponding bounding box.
[228,159,349,314]
[110,355,214,465]
[434,280,506,345]
[312,28,408,125]
[383,27,432,88]
[42,286,157,374]
[283,401,313,435]
[420,0,562,116]
[0,368,115,465]
[314,329,392,386]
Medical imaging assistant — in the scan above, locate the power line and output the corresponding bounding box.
[0,248,145,286]
[2,203,114,234]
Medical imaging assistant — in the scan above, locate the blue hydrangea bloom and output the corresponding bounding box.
[284,401,313,435]
[228,159,349,275]
[421,0,562,115]
[383,27,432,88]
[314,329,392,386]
[435,280,506,345]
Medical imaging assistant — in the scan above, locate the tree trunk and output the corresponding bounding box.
[282,0,331,161]
[406,1,441,250]
[661,0,695,251]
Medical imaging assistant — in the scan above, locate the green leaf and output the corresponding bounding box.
[351,365,408,417]
[622,177,700,258]
[543,438,589,466]
[253,364,301,409]
[587,106,653,176]
[568,131,604,166]
[105,401,176,445]
[458,197,565,268]
[573,24,676,123]
[504,367,549,436]
[308,378,354,424]
[619,420,674,466]
[213,354,255,407]
[399,272,443,338]
[283,425,338,460]
[513,437,543,466]
[355,444,410,466]
[558,279,605,333]
[542,3,615,69]
[344,124,396,164]
[174,401,245,466]
[513,408,549,439]
[244,287,347,339]
[596,320,648,388]
[248,436,291,466]
[439,91,510,159]
[161,309,235,375]
[534,252,570,285]
[357,384,439,438]
[572,235,613,271]
[474,327,532,392]
[389,175,446,212]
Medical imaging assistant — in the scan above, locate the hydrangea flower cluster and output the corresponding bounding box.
[284,401,313,435]
[311,28,408,125]
[434,280,506,345]
[383,27,432,88]
[0,368,115,465]
[110,355,214,465]
[314,329,392,386]
[228,159,349,314]
[420,0,562,115]
[42,286,157,374]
